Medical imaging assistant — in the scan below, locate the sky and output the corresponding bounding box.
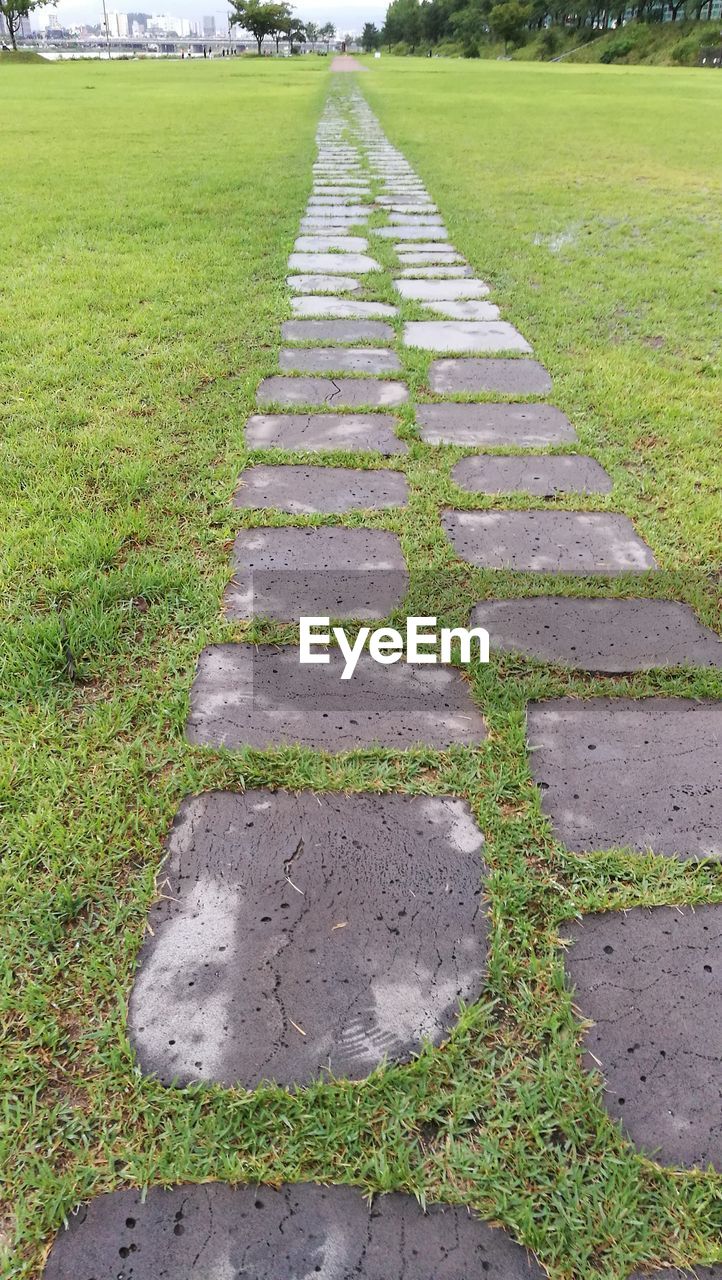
[44,0,386,31]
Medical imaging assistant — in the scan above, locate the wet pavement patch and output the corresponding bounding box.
[281,319,394,342]
[279,347,401,375]
[403,321,532,353]
[186,645,487,750]
[416,402,577,446]
[453,454,612,496]
[430,358,553,396]
[562,904,722,1168]
[225,527,408,620]
[234,464,409,513]
[42,1182,545,1278]
[128,790,486,1087]
[527,697,721,857]
[256,376,408,409]
[442,510,658,572]
[244,412,407,455]
[471,598,722,671]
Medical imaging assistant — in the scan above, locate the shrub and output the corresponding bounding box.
[599,36,634,62]
[539,26,561,56]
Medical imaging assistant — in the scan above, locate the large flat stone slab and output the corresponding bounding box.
[563,904,722,1167]
[421,300,502,320]
[417,402,577,446]
[377,226,449,241]
[245,413,407,455]
[453,455,612,496]
[287,274,362,294]
[404,321,532,354]
[471,598,722,671]
[395,240,458,253]
[400,266,473,279]
[187,645,487,750]
[225,527,408,620]
[288,253,381,274]
[43,1183,544,1279]
[257,376,407,409]
[291,296,397,319]
[282,319,394,343]
[279,347,401,375]
[234,465,409,513]
[129,790,486,1086]
[398,251,466,265]
[396,279,490,302]
[443,511,657,573]
[294,235,368,252]
[527,698,721,857]
[430,358,552,395]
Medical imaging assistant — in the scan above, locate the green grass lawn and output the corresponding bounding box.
[1,55,721,1280]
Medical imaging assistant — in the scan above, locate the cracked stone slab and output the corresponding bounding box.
[279,347,401,375]
[528,697,721,858]
[187,645,487,751]
[404,321,532,354]
[288,253,381,275]
[42,1183,545,1279]
[257,376,407,410]
[245,413,407,455]
[225,527,408,621]
[443,510,657,572]
[430,358,553,396]
[294,235,368,252]
[453,455,612,496]
[420,300,502,321]
[417,402,577,446]
[395,278,490,301]
[282,320,394,343]
[471,598,721,671]
[129,790,486,1087]
[563,904,722,1168]
[234,464,408,513]
[287,274,362,294]
[291,296,397,319]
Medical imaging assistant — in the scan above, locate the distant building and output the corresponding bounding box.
[202,14,215,36]
[127,12,151,30]
[105,9,129,35]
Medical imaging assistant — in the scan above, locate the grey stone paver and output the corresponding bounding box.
[129,790,486,1086]
[294,234,368,252]
[527,697,721,857]
[245,413,407,455]
[287,274,361,294]
[257,375,408,409]
[288,252,381,274]
[225,527,408,620]
[291,296,397,319]
[398,251,466,266]
[377,226,450,241]
[471,598,721,671]
[43,1183,545,1279]
[403,321,532,354]
[396,278,490,301]
[430,358,553,395]
[400,266,473,279]
[281,319,394,343]
[563,904,722,1167]
[417,402,577,446]
[395,240,457,253]
[389,214,445,227]
[420,300,502,320]
[453,455,612,495]
[279,347,402,375]
[443,510,657,572]
[234,464,409,513]
[187,645,488,750]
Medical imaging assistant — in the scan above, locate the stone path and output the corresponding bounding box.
[44,76,722,1279]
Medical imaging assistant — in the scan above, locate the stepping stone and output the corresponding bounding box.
[396,278,490,302]
[282,319,394,342]
[279,347,401,375]
[563,904,722,1168]
[396,240,456,253]
[443,511,657,573]
[287,274,362,294]
[300,220,370,233]
[417,402,577,446]
[306,204,370,215]
[257,376,408,410]
[471,598,722,671]
[225,528,408,620]
[294,235,368,252]
[398,251,467,266]
[420,300,501,320]
[292,296,397,319]
[453,455,612,496]
[377,226,449,241]
[43,1182,544,1278]
[430,358,553,396]
[384,203,439,214]
[234,464,409,513]
[400,266,472,279]
[288,253,381,275]
[528,697,720,857]
[388,214,445,226]
[187,646,487,750]
[245,414,407,456]
[404,321,532,354]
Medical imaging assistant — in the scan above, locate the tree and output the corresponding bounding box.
[284,12,306,49]
[305,18,319,46]
[383,0,420,48]
[489,0,531,48]
[450,0,489,53]
[228,0,287,53]
[319,20,335,48]
[362,20,381,47]
[1,0,54,48]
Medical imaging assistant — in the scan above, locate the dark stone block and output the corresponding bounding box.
[281,320,394,342]
[244,414,407,456]
[442,511,658,573]
[416,402,577,447]
[234,465,408,514]
[257,376,407,409]
[453,455,612,496]
[429,358,553,396]
[279,348,401,375]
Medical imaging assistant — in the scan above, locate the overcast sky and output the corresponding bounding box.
[46,0,386,31]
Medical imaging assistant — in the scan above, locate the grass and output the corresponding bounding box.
[1,54,721,1280]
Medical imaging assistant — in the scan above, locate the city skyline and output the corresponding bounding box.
[34,0,386,33]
